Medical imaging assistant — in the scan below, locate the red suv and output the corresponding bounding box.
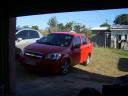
[19,32,92,74]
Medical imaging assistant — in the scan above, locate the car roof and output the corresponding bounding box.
[16,28,38,33]
[16,28,43,37]
[51,32,82,36]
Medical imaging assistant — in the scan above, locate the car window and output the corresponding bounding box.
[16,30,29,39]
[72,36,81,46]
[37,34,73,47]
[82,36,87,45]
[28,30,39,39]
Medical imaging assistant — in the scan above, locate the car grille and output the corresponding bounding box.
[25,51,44,59]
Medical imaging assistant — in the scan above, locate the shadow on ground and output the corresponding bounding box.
[16,61,116,96]
[118,58,128,72]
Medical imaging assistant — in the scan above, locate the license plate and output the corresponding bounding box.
[25,60,36,65]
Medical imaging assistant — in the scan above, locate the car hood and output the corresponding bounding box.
[25,43,67,54]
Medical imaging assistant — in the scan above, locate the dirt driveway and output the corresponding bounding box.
[16,61,115,96]
[16,47,128,96]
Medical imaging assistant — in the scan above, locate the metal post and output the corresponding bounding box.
[105,33,106,48]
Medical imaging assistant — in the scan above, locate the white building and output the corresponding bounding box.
[91,25,128,50]
[110,25,128,50]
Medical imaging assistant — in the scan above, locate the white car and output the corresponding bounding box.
[15,29,43,50]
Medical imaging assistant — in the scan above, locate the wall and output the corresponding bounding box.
[0,13,16,95]
[92,31,106,47]
[111,30,128,49]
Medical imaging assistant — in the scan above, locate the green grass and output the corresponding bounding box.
[74,47,128,77]
[110,48,128,57]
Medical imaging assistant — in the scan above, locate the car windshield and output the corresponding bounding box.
[37,33,73,47]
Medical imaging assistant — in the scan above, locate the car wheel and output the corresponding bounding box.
[84,55,90,66]
[15,47,21,60]
[61,60,70,74]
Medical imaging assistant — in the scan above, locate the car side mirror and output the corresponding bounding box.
[17,38,22,42]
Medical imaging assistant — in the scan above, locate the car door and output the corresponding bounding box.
[15,30,29,50]
[80,36,89,63]
[70,36,81,65]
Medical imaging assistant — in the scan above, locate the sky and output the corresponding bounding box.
[17,8,128,29]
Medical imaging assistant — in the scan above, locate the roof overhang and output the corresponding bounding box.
[91,27,109,31]
[7,0,128,17]
[110,29,128,31]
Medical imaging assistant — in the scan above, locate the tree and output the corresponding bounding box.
[31,25,39,30]
[85,29,92,39]
[22,25,30,28]
[40,29,49,36]
[80,25,87,33]
[64,22,74,31]
[114,14,128,25]
[57,23,65,31]
[74,23,81,33]
[48,17,58,32]
[100,22,110,27]
[47,17,92,39]
[73,23,92,39]
[48,17,58,27]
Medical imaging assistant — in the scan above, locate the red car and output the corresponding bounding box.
[19,32,92,74]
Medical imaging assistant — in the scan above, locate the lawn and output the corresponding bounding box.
[74,47,128,77]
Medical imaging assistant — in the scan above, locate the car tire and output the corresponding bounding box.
[60,59,70,74]
[83,55,90,66]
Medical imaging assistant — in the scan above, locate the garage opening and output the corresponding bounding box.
[15,8,128,96]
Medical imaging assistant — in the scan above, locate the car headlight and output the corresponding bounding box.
[45,53,62,60]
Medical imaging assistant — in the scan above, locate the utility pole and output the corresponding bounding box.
[105,32,106,48]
